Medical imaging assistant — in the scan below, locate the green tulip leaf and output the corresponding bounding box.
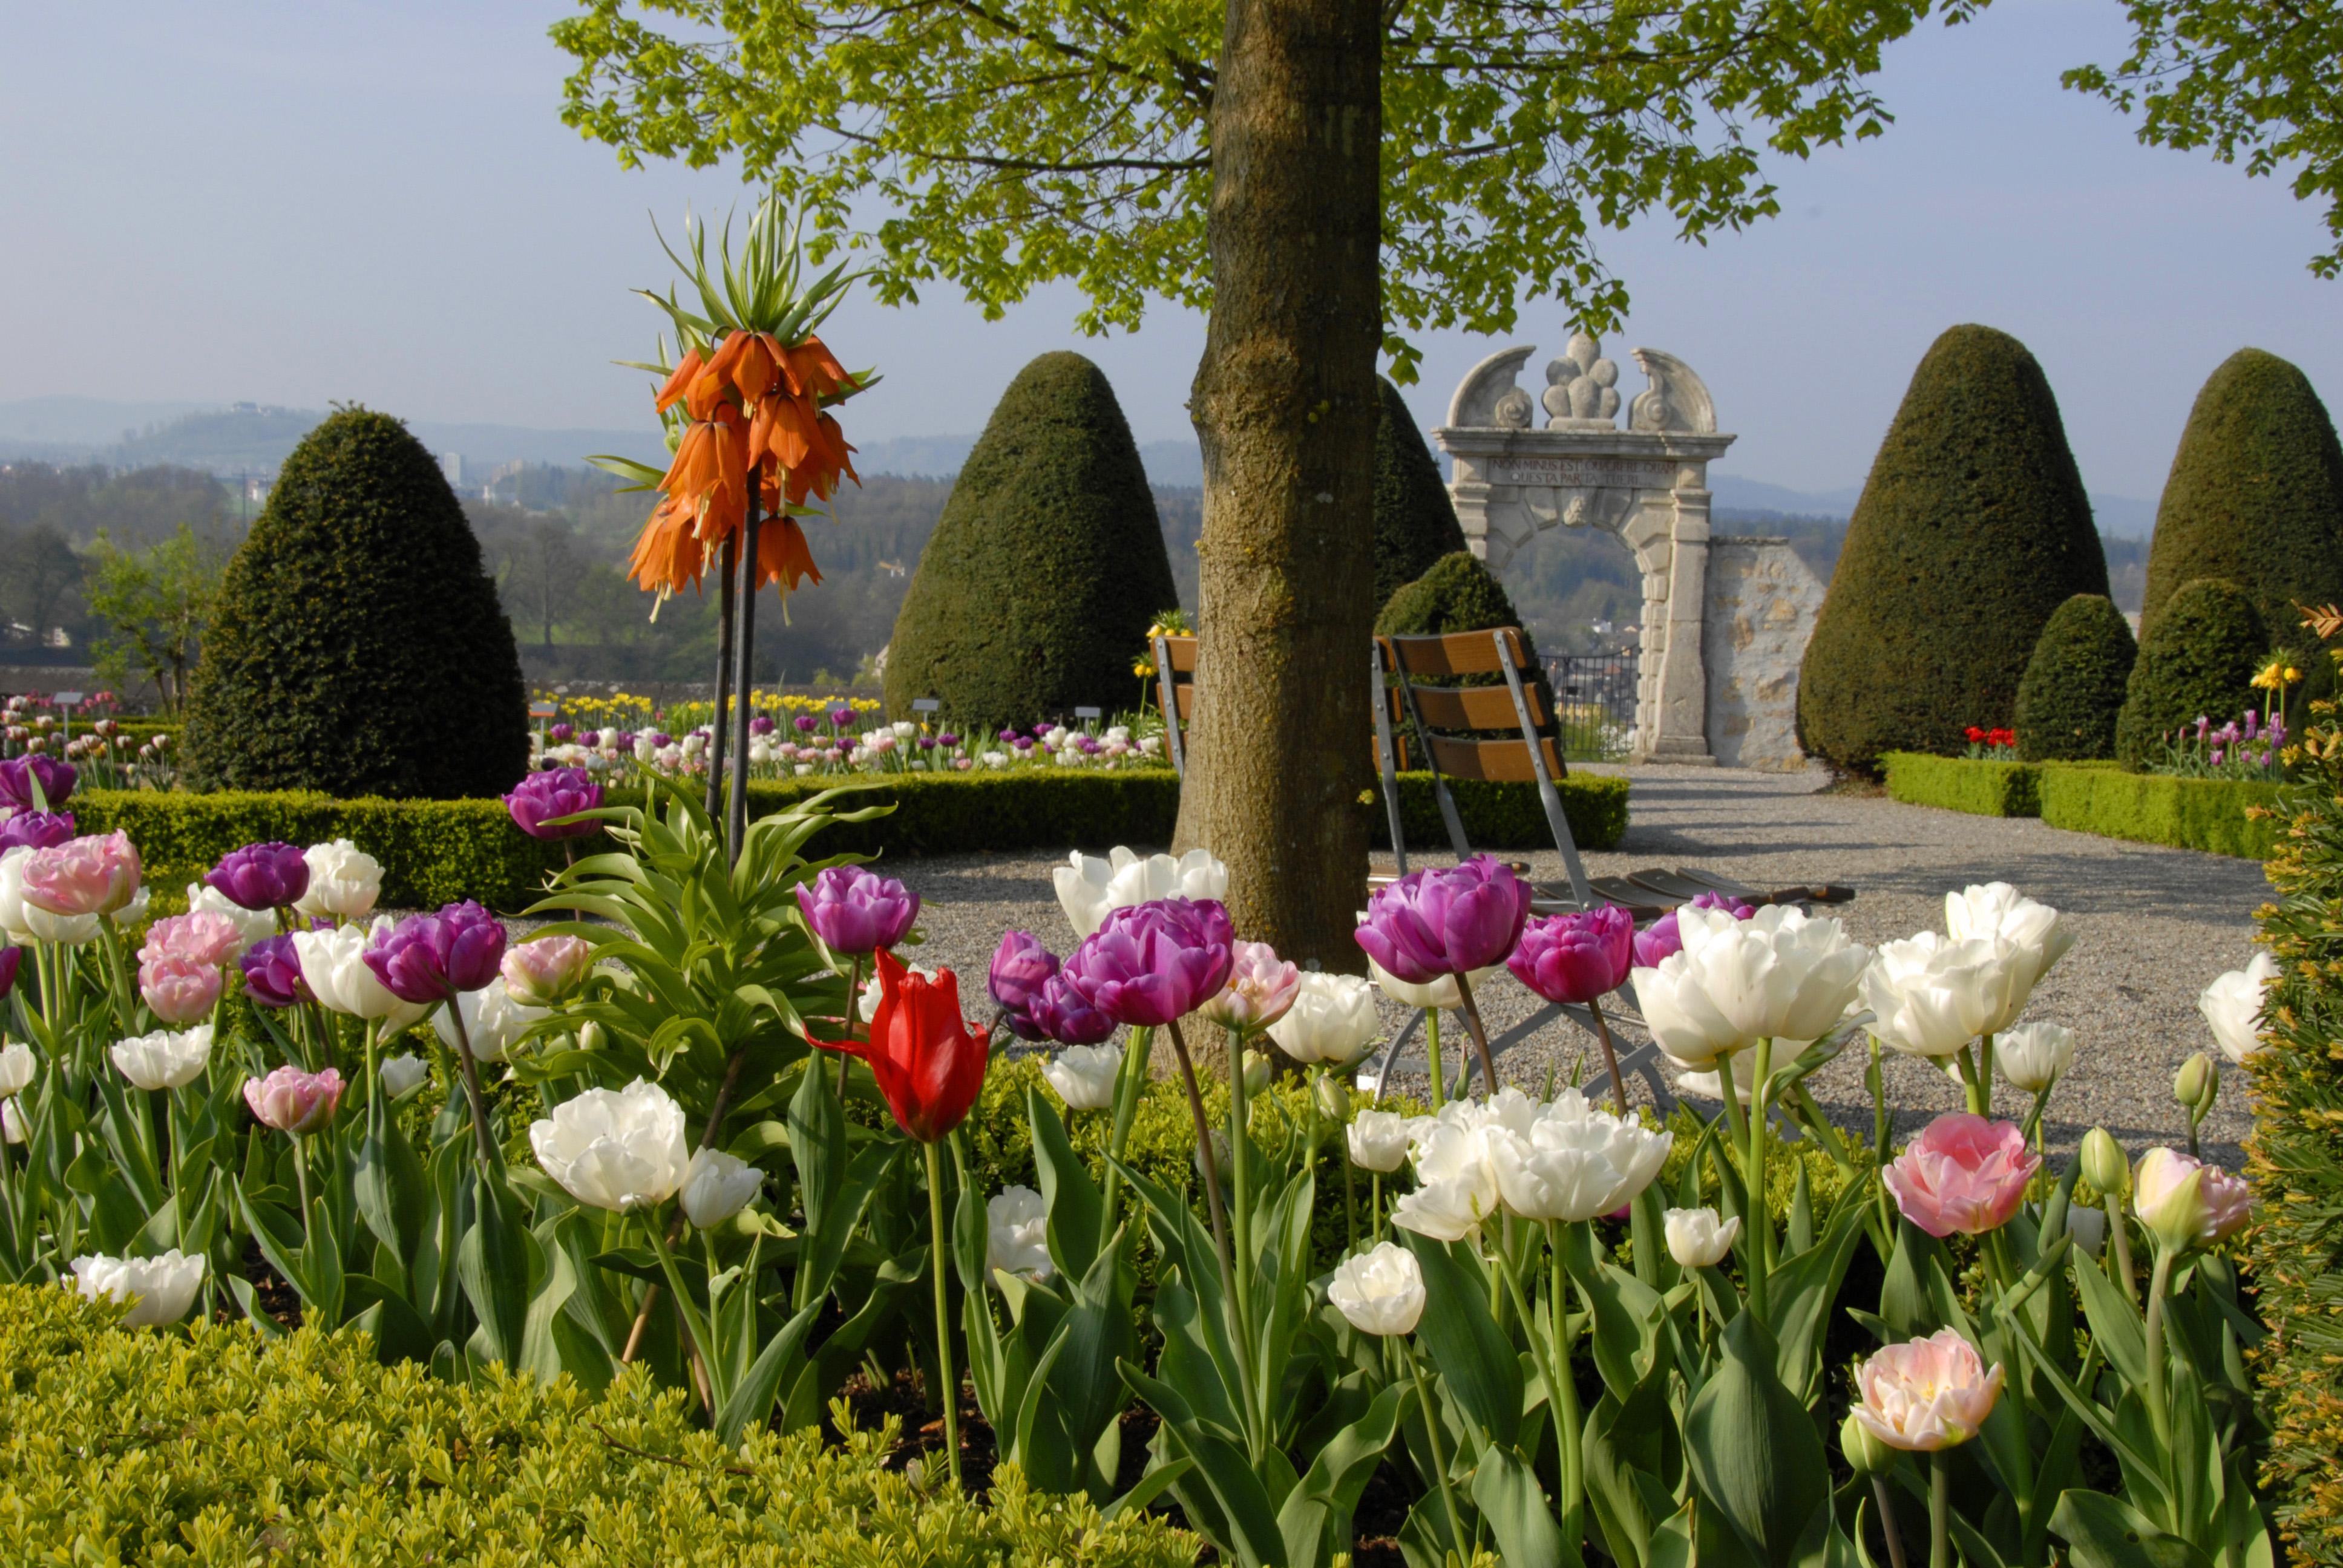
[1684,1313,1829,1568]
[2051,1489,2217,1568]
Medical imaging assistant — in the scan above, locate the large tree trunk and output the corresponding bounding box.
[1175,0,1383,968]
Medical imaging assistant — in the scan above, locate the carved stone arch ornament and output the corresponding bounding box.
[1437,332,1822,769]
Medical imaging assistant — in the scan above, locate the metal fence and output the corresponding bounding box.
[1541,653,1639,760]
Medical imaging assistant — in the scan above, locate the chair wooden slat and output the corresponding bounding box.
[1172,687,1196,720]
[1384,628,1527,678]
[1404,684,1547,731]
[1158,635,1199,673]
[1426,734,1567,782]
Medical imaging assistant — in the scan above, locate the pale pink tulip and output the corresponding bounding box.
[2132,1147,2252,1253]
[499,933,594,1007]
[1883,1112,2040,1238]
[22,831,140,916]
[244,1065,344,1135]
[139,955,223,1025]
[139,911,246,970]
[1851,1328,2004,1451]
[1199,941,1303,1033]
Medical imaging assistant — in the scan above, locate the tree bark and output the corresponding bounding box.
[1176,0,1383,968]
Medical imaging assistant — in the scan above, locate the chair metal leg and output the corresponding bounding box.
[1498,632,1592,906]
[1371,643,1409,877]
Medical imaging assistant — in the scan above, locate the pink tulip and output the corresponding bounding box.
[1851,1328,2004,1451]
[500,934,594,1007]
[21,831,140,916]
[139,912,245,970]
[2132,1147,2253,1252]
[140,955,223,1025]
[244,1065,345,1135]
[1199,940,1303,1032]
[1883,1112,2039,1237]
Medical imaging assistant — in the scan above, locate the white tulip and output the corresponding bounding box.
[1041,1044,1121,1111]
[380,1053,432,1098]
[1860,932,2010,1060]
[1664,1206,1742,1267]
[1362,952,1502,1010]
[1945,883,2073,1030]
[530,1078,690,1212]
[1996,1021,2076,1093]
[434,976,547,1063]
[1670,1046,1762,1102]
[1485,1093,1673,1223]
[1686,905,1872,1044]
[597,728,619,748]
[0,1042,35,1099]
[295,920,428,1029]
[986,1186,1054,1284]
[893,720,919,739]
[109,1025,214,1091]
[1268,973,1380,1066]
[1392,1121,1501,1241]
[680,1147,765,1227]
[184,881,275,952]
[1,1098,24,1145]
[116,886,150,929]
[1053,846,1228,939]
[857,964,938,1022]
[635,734,660,764]
[69,1249,206,1327]
[1327,1241,1426,1336]
[2198,952,2279,1063]
[1346,1109,1414,1173]
[294,840,383,922]
[1631,952,1746,1069]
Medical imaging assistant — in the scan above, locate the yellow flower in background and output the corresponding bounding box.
[2252,657,2304,691]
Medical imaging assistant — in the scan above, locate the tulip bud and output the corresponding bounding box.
[1840,1410,1893,1476]
[2174,1052,2218,1116]
[1241,1050,1273,1097]
[2081,1127,2130,1196]
[578,1019,605,1054]
[1312,1071,1351,1124]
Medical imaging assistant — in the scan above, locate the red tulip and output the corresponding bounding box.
[814,949,988,1142]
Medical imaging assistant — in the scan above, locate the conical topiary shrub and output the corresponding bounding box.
[1797,324,2109,774]
[2014,593,2136,760]
[183,408,528,799]
[2114,577,2267,769]
[1372,377,1466,608]
[1375,550,1556,718]
[882,353,1177,731]
[2141,349,2343,640]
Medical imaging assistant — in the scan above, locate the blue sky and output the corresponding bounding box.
[5,0,2339,501]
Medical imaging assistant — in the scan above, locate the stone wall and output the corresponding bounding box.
[1702,540,1823,771]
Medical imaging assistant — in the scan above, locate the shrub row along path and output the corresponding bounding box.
[889,764,2269,1165]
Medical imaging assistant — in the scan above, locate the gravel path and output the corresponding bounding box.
[878,764,2271,1166]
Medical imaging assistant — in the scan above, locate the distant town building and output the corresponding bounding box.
[441,452,464,488]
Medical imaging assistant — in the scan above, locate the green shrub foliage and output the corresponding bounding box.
[1375,549,1558,720]
[0,1287,1197,1567]
[1797,324,2109,774]
[2114,577,2267,768]
[883,353,1177,731]
[2141,348,2343,640]
[1372,377,1467,607]
[2014,592,2137,760]
[182,408,528,798]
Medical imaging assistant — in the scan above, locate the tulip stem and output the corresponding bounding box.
[439,999,502,1174]
[624,1045,750,1365]
[1424,1011,1445,1113]
[724,505,759,863]
[1450,977,1500,1100]
[1406,1345,1468,1556]
[1585,999,1628,1116]
[1098,1027,1150,1258]
[1227,1024,1262,1445]
[1872,1473,1910,1568]
[1550,1221,1585,1525]
[837,955,863,1100]
[1748,1037,1774,1316]
[645,1217,716,1416]
[1928,1451,1951,1568]
[1493,1243,1571,1502]
[923,1139,963,1489]
[1163,1021,1235,1285]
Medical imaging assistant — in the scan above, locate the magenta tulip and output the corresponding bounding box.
[1884,1113,2040,1238]
[362,901,508,1004]
[0,945,19,999]
[0,811,74,852]
[796,864,920,956]
[1508,906,1635,1005]
[1030,972,1117,1045]
[1061,898,1234,1028]
[503,767,604,840]
[0,755,76,812]
[239,933,309,1008]
[205,841,310,911]
[1353,856,1530,985]
[988,930,1060,1040]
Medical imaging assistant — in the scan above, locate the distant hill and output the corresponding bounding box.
[1707,469,2159,539]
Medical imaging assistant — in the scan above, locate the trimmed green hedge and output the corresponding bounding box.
[1882,751,2283,858]
[0,1286,1197,1567]
[76,768,1633,915]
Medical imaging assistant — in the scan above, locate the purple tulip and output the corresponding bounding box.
[551,723,574,742]
[240,933,310,1008]
[1631,892,1754,969]
[829,708,854,728]
[0,755,75,812]
[1353,856,1531,985]
[2211,746,2225,766]
[1061,898,1234,1028]
[0,945,20,1001]
[750,714,776,736]
[795,715,818,734]
[796,865,920,956]
[937,733,960,748]
[617,731,637,750]
[504,767,603,840]
[988,930,1060,1032]
[362,901,508,1004]
[1031,972,1116,1045]
[206,841,311,911]
[650,731,673,748]
[0,810,74,852]
[1508,905,1636,1005]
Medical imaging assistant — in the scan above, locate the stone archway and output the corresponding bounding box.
[1437,331,1820,769]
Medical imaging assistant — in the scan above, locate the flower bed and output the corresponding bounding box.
[1882,751,2284,858]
